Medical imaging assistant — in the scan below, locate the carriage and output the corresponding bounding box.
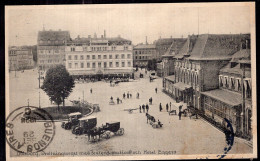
[61,112,82,130]
[72,116,97,135]
[87,121,124,142]
[100,122,124,139]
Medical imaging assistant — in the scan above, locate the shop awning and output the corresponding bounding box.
[165,75,175,82]
[201,89,242,107]
[173,82,192,91]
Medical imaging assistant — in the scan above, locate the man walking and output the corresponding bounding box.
[170,102,172,111]
[166,103,169,112]
[139,105,142,113]
[155,88,158,93]
[117,97,120,104]
[159,103,162,112]
[142,104,145,113]
[178,111,182,120]
[127,92,129,99]
[90,88,92,94]
[146,104,149,113]
[123,93,126,99]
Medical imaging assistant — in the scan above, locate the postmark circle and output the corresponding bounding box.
[6,106,55,153]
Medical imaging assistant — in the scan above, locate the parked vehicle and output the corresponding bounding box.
[61,112,82,130]
[72,116,97,135]
[100,121,124,139]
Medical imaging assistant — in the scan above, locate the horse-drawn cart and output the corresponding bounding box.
[101,122,124,139]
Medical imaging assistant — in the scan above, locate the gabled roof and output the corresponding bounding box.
[162,38,187,57]
[220,63,251,78]
[188,34,250,60]
[175,35,198,59]
[231,49,251,63]
[134,44,156,49]
[38,30,70,41]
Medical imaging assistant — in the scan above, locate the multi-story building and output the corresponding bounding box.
[65,32,134,79]
[155,37,186,61]
[201,40,251,136]
[8,47,34,71]
[169,34,250,111]
[133,43,156,67]
[37,29,71,70]
[161,38,187,77]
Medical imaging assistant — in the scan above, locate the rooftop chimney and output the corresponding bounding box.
[88,35,91,38]
[104,30,106,38]
[101,35,104,38]
[94,33,97,38]
[146,36,148,45]
[77,35,80,39]
[187,35,190,52]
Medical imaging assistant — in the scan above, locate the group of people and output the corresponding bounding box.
[139,104,150,113]
[110,96,123,104]
[159,102,172,112]
[123,92,133,99]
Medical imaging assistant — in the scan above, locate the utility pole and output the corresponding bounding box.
[241,63,246,135]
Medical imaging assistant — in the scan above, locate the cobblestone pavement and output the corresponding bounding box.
[9,69,252,156]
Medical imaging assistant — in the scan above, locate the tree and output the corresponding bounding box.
[41,65,75,111]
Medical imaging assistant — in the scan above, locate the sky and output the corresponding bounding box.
[6,3,253,46]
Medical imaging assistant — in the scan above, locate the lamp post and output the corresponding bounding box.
[38,69,41,108]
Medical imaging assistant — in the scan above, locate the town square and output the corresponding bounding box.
[6,3,256,159]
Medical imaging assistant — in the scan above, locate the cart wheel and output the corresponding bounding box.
[118,128,124,135]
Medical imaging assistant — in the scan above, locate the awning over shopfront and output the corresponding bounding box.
[201,89,242,107]
[165,75,175,82]
[173,82,192,91]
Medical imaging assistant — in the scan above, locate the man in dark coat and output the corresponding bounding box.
[155,88,158,93]
[142,104,145,113]
[159,103,162,112]
[178,111,182,120]
[117,97,120,104]
[146,104,149,113]
[166,103,169,112]
[123,93,125,99]
[139,105,142,113]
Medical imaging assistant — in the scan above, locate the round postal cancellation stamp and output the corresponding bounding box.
[6,106,55,153]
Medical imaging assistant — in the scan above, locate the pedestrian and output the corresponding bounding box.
[110,96,113,101]
[127,92,129,99]
[123,93,125,99]
[142,104,145,113]
[179,105,183,111]
[139,105,142,113]
[136,92,139,99]
[159,103,162,112]
[146,104,149,113]
[117,97,119,104]
[155,87,158,93]
[130,93,132,98]
[170,102,172,111]
[90,88,92,93]
[166,103,169,112]
[178,111,182,120]
[147,104,149,113]
[150,97,153,105]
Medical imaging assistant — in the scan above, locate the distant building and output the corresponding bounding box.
[65,31,134,79]
[37,29,71,70]
[133,43,156,67]
[9,47,34,71]
[155,37,186,61]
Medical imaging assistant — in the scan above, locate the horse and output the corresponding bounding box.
[87,127,104,142]
[146,113,156,124]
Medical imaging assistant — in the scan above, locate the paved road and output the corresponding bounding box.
[9,69,252,156]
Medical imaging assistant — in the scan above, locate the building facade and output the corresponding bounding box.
[133,44,156,67]
[37,29,71,70]
[9,47,34,71]
[201,47,252,136]
[65,33,134,79]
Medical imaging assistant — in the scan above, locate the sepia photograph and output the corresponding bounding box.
[5,2,257,160]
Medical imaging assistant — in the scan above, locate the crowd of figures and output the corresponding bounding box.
[74,77,131,84]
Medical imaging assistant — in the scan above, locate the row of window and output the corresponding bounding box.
[39,60,60,64]
[68,61,132,69]
[69,46,129,52]
[175,69,199,85]
[134,50,155,55]
[39,50,60,54]
[68,54,132,60]
[219,75,251,98]
[135,56,151,60]
[38,55,62,58]
[175,61,199,70]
